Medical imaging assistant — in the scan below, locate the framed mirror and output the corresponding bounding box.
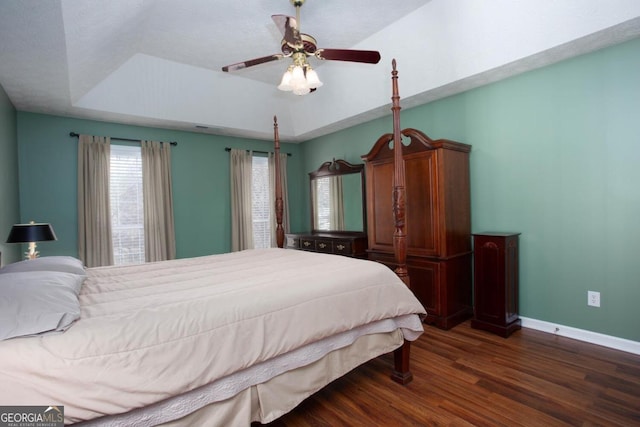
[309,159,366,233]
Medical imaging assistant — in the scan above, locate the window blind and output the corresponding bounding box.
[252,156,271,249]
[110,144,145,265]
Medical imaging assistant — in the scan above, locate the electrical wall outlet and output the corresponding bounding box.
[588,291,601,307]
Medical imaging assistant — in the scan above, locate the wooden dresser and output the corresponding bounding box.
[362,129,472,330]
[285,232,368,258]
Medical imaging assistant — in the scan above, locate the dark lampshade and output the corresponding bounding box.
[6,222,57,244]
[6,222,57,260]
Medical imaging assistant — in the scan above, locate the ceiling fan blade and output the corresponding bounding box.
[271,14,301,46]
[315,49,381,64]
[222,54,284,72]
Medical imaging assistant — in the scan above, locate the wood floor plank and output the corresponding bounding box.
[260,321,640,426]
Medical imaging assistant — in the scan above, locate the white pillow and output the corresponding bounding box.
[0,271,85,340]
[0,256,86,276]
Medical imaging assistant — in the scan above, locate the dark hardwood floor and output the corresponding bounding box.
[262,321,640,426]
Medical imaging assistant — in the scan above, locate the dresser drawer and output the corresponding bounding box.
[300,238,316,251]
[333,240,353,255]
[315,239,333,253]
[285,235,300,249]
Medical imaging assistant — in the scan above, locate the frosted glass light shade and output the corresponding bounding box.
[277,63,321,95]
[290,66,306,88]
[305,68,323,89]
[277,70,293,91]
[293,86,311,95]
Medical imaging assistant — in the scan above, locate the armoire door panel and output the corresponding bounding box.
[405,153,440,256]
[407,259,441,319]
[367,161,394,251]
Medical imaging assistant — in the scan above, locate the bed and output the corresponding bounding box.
[0,60,421,426]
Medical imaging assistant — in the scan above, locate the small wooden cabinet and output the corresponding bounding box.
[285,232,368,258]
[471,232,521,337]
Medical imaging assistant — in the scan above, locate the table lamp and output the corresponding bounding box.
[6,221,57,260]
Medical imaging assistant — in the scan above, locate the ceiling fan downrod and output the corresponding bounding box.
[293,0,303,36]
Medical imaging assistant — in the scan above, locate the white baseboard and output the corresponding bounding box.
[520,317,640,356]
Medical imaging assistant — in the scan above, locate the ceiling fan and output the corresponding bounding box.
[221,0,381,95]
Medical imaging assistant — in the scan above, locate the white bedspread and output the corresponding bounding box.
[0,249,425,424]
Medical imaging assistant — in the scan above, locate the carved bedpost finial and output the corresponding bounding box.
[273,115,285,248]
[390,59,410,289]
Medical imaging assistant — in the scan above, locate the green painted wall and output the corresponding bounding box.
[300,38,640,342]
[15,113,303,259]
[0,84,20,266]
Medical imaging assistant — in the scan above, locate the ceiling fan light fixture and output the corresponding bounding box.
[277,67,294,91]
[278,61,321,95]
[290,65,306,86]
[278,64,311,96]
[292,85,311,96]
[305,67,323,89]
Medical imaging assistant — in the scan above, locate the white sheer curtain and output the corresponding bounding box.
[268,152,290,247]
[230,149,254,251]
[141,140,176,262]
[329,175,345,230]
[77,134,114,267]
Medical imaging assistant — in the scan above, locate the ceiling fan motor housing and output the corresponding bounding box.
[281,33,317,56]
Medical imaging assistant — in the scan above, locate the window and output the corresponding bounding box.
[110,145,145,265]
[315,177,331,230]
[252,156,271,249]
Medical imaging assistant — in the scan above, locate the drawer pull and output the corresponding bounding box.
[336,244,345,250]
[303,241,311,247]
[319,243,327,249]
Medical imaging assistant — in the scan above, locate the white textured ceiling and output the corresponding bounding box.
[1,0,639,142]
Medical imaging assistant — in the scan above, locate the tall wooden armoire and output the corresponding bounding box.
[362,129,472,330]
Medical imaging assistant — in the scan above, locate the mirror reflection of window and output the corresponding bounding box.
[314,176,345,231]
[309,159,365,232]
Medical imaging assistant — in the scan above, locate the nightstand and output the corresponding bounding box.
[471,232,521,337]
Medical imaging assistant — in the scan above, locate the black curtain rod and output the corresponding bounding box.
[225,147,291,157]
[69,132,177,146]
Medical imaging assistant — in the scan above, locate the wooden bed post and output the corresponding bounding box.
[273,115,285,248]
[390,59,409,289]
[390,59,413,385]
